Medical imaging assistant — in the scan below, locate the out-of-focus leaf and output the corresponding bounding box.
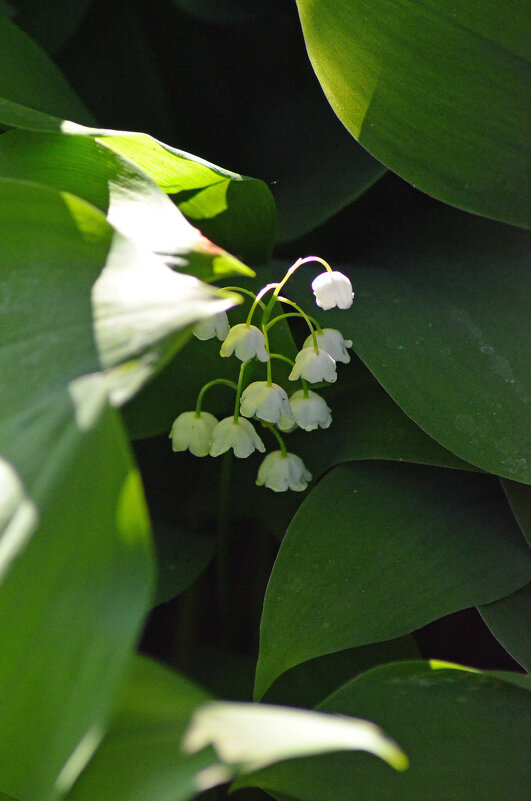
[240,661,531,800]
[0,129,252,281]
[0,16,92,122]
[478,583,531,671]
[0,177,240,407]
[290,206,531,482]
[255,462,531,699]
[296,0,530,227]
[66,656,218,801]
[7,0,94,52]
[0,378,154,801]
[0,103,276,267]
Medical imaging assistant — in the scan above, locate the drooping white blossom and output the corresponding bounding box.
[277,413,298,433]
[289,347,337,383]
[193,311,230,342]
[289,389,332,431]
[303,328,352,364]
[220,324,269,362]
[169,411,218,457]
[311,270,354,310]
[256,451,312,492]
[240,381,293,424]
[210,416,265,458]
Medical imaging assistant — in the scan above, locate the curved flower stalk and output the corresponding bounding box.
[312,270,354,310]
[240,381,293,424]
[210,417,265,458]
[289,347,337,383]
[256,451,312,492]
[193,311,230,341]
[303,328,352,364]
[169,411,218,457]
[220,324,269,362]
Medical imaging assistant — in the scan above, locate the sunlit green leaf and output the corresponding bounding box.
[296,0,530,226]
[255,462,531,698]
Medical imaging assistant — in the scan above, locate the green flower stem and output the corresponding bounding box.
[223,286,267,311]
[195,378,238,415]
[263,422,288,457]
[262,326,273,386]
[272,255,332,301]
[269,352,295,367]
[266,308,322,334]
[233,360,251,423]
[245,282,278,326]
[276,295,320,352]
[302,378,310,397]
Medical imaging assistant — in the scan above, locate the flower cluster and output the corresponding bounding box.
[169,257,354,492]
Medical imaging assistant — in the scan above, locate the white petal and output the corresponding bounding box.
[311,271,354,310]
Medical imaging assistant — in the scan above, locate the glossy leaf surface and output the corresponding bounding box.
[296,0,530,226]
[290,207,531,482]
[242,661,531,800]
[255,462,531,698]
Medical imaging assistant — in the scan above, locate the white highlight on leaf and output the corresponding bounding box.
[182,701,408,773]
[0,458,38,583]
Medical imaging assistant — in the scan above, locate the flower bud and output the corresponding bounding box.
[289,347,337,384]
[169,411,218,457]
[303,328,352,364]
[256,451,312,492]
[220,324,269,362]
[240,381,293,424]
[210,417,266,458]
[311,270,354,310]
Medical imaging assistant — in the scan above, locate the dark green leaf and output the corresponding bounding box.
[241,661,531,801]
[478,583,531,671]
[255,462,531,698]
[296,0,530,227]
[502,479,531,547]
[153,523,215,606]
[290,207,531,482]
[7,0,94,52]
[0,16,93,122]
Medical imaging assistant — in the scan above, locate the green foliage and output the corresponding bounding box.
[0,3,529,801]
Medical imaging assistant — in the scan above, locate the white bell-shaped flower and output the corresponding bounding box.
[289,389,332,431]
[240,381,293,424]
[220,323,269,362]
[193,311,230,342]
[256,451,312,492]
[210,417,266,458]
[303,328,352,364]
[289,347,337,384]
[169,411,218,457]
[311,270,354,310]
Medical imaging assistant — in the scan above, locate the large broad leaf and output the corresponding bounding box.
[0,177,239,407]
[290,206,531,483]
[478,583,531,671]
[0,378,153,801]
[67,656,405,801]
[255,462,531,699]
[0,103,276,266]
[296,0,530,227]
[240,661,531,801]
[0,129,252,281]
[502,479,531,547]
[66,656,217,801]
[0,16,92,122]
